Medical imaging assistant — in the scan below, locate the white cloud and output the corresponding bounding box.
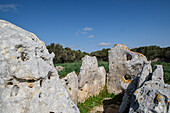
[98,42,113,47]
[81,31,87,34]
[76,27,93,36]
[88,35,94,38]
[0,4,21,12]
[83,27,93,31]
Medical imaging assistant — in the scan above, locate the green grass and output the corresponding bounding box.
[77,86,115,113]
[151,62,170,84]
[55,62,82,78]
[98,61,109,72]
[55,61,108,78]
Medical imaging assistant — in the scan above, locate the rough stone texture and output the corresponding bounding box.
[137,63,152,88]
[61,71,78,105]
[152,65,164,83]
[107,44,149,94]
[0,20,79,113]
[119,65,170,113]
[78,55,106,103]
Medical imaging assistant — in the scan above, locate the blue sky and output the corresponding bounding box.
[0,0,170,52]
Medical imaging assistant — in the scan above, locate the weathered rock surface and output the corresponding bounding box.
[107,44,149,94]
[129,65,170,113]
[78,55,106,103]
[0,20,79,113]
[61,71,78,105]
[119,65,170,113]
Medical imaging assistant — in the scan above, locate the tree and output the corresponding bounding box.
[46,43,88,64]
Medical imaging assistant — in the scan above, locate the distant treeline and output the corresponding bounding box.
[131,46,170,62]
[47,43,170,64]
[47,43,89,63]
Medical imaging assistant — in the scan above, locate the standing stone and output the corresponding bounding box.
[137,62,152,88]
[152,65,164,83]
[61,72,78,105]
[107,44,149,94]
[119,65,170,113]
[0,20,79,113]
[129,65,170,113]
[118,62,152,113]
[78,55,106,103]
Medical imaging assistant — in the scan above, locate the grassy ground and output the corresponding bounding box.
[77,86,115,113]
[55,62,81,78]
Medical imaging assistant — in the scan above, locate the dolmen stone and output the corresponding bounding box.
[119,64,170,113]
[78,55,106,103]
[61,71,78,105]
[107,44,150,94]
[0,20,79,113]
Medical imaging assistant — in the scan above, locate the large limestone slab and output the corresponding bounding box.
[119,65,170,113]
[107,44,149,94]
[0,20,79,113]
[129,65,170,113]
[78,55,106,103]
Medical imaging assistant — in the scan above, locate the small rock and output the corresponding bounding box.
[56,65,65,71]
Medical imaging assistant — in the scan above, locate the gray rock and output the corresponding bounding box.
[107,44,149,94]
[0,20,79,113]
[152,65,164,84]
[130,65,170,113]
[137,62,152,88]
[78,55,106,103]
[119,65,170,113]
[61,72,78,105]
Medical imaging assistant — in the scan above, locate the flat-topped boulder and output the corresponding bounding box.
[107,44,150,94]
[0,20,79,113]
[78,55,106,102]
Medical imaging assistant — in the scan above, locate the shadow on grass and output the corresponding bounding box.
[103,93,124,113]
